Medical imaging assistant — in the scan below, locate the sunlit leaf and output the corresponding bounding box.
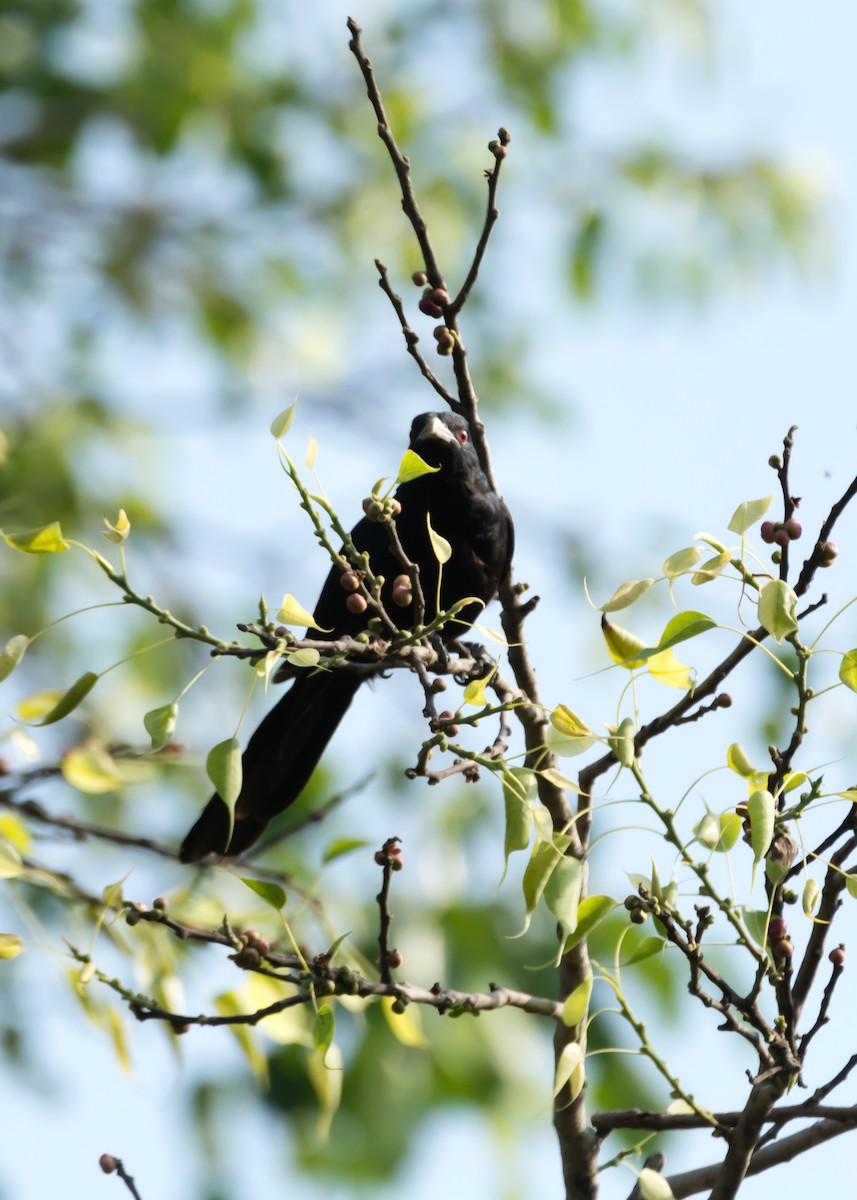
[515,840,563,937]
[609,718,635,767]
[691,550,732,585]
[322,838,370,864]
[270,400,297,438]
[16,691,61,721]
[662,547,702,578]
[596,578,654,612]
[552,1040,585,1102]
[0,815,29,853]
[26,672,99,726]
[563,895,619,952]
[550,705,592,738]
[102,509,130,543]
[694,812,720,850]
[601,616,647,669]
[307,1040,343,1144]
[285,648,321,668]
[727,743,757,778]
[715,811,743,852]
[143,702,178,751]
[206,737,242,841]
[306,435,318,469]
[648,646,694,690]
[727,495,773,535]
[0,635,29,682]
[839,650,857,693]
[395,448,439,485]
[561,974,593,1027]
[845,875,857,900]
[2,522,69,553]
[277,593,324,629]
[240,877,286,911]
[215,992,269,1085]
[748,789,775,865]
[0,934,24,960]
[382,996,429,1048]
[313,1004,335,1060]
[757,579,798,644]
[802,879,822,919]
[426,513,452,564]
[742,907,769,946]
[61,745,124,794]
[655,611,716,651]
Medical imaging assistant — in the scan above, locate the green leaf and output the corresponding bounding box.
[206,736,242,846]
[742,907,769,946]
[727,495,773,535]
[325,932,351,961]
[322,837,370,864]
[601,616,647,669]
[240,877,286,912]
[690,549,732,585]
[655,611,716,652]
[839,650,857,693]
[845,875,857,900]
[694,812,720,851]
[609,717,635,767]
[638,1166,676,1200]
[748,790,775,865]
[544,855,582,942]
[758,579,798,644]
[285,648,321,668]
[662,546,702,578]
[597,578,654,613]
[395,448,439,485]
[0,841,24,879]
[715,811,743,852]
[621,936,667,967]
[143,702,178,751]
[0,934,24,961]
[29,672,98,726]
[270,401,297,438]
[0,635,29,682]
[539,767,583,793]
[313,1004,335,1060]
[802,879,821,919]
[552,1040,585,1101]
[2,522,69,553]
[563,895,619,952]
[516,840,563,936]
[561,974,592,1027]
[727,743,757,778]
[502,769,535,873]
[426,513,452,564]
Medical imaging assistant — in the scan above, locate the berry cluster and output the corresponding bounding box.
[760,518,802,547]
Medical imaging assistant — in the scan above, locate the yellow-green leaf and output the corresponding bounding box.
[662,546,702,578]
[307,1040,343,1144]
[748,789,775,864]
[381,995,429,1047]
[845,875,857,900]
[215,991,269,1084]
[502,768,535,872]
[395,448,439,485]
[539,766,583,793]
[550,705,592,738]
[638,1167,676,1200]
[727,743,757,778]
[758,579,798,644]
[313,1004,335,1060]
[0,934,24,960]
[561,974,592,1027]
[727,495,773,536]
[270,400,297,438]
[596,578,654,613]
[143,702,178,751]
[0,634,29,682]
[206,737,242,839]
[622,936,667,967]
[27,672,99,726]
[694,812,720,850]
[839,650,857,693]
[322,838,370,864]
[563,895,619,952]
[0,815,29,853]
[102,509,130,543]
[802,879,822,920]
[552,1040,585,1102]
[516,840,563,936]
[655,610,716,651]
[691,550,732,585]
[2,522,69,553]
[306,435,318,469]
[61,745,124,794]
[648,646,694,690]
[285,648,321,668]
[277,593,323,629]
[544,855,582,941]
[240,876,286,911]
[715,811,743,852]
[609,718,636,767]
[601,616,647,669]
[426,513,452,565]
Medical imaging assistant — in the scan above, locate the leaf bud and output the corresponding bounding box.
[385,949,403,970]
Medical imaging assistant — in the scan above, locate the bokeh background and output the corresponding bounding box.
[2,2,857,1198]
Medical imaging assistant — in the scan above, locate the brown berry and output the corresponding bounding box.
[374,850,387,866]
[771,937,793,960]
[339,570,361,592]
[768,917,788,941]
[819,541,838,567]
[419,292,442,318]
[829,945,846,967]
[385,950,403,969]
[412,270,428,286]
[274,625,288,637]
[784,518,802,540]
[346,593,368,615]
[391,857,404,871]
[760,521,776,544]
[772,527,790,548]
[392,585,413,608]
[428,287,449,307]
[99,1155,118,1175]
[716,693,733,708]
[152,897,168,912]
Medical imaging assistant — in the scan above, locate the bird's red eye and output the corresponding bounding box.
[458,429,468,444]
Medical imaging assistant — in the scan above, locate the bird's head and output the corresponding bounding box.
[408,411,474,470]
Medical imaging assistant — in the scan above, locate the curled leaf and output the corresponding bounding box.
[0,635,29,682]
[102,509,130,543]
[2,522,69,553]
[601,616,647,669]
[143,702,178,751]
[758,579,798,644]
[395,449,440,485]
[596,578,654,613]
[26,672,98,726]
[277,593,328,630]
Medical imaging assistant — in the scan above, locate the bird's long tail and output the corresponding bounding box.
[179,669,362,862]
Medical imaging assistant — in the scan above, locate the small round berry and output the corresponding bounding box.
[772,527,790,548]
[716,693,733,708]
[768,454,783,469]
[819,541,839,567]
[829,945,846,967]
[339,570,361,593]
[152,897,168,912]
[630,908,647,924]
[99,1155,118,1175]
[783,518,802,540]
[771,937,793,961]
[768,917,788,941]
[392,585,413,608]
[760,521,776,544]
[428,287,449,307]
[434,328,455,356]
[419,292,442,318]
[346,593,368,615]
[391,857,404,871]
[385,950,403,969]
[374,850,386,866]
[391,997,407,1014]
[412,270,428,286]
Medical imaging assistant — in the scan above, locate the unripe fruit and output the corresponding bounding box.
[391,857,404,871]
[771,937,793,960]
[339,570,361,592]
[716,693,733,708]
[153,897,168,912]
[630,908,647,924]
[99,1155,118,1175]
[419,290,442,318]
[412,270,428,286]
[391,997,407,1014]
[428,287,449,307]
[768,454,782,469]
[385,950,403,969]
[773,527,790,548]
[784,518,802,540]
[392,585,413,607]
[819,541,838,567]
[829,945,846,967]
[346,593,368,615]
[760,521,776,544]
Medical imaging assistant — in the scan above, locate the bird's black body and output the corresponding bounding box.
[179,412,513,862]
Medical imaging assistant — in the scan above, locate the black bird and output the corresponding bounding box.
[179,411,513,862]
